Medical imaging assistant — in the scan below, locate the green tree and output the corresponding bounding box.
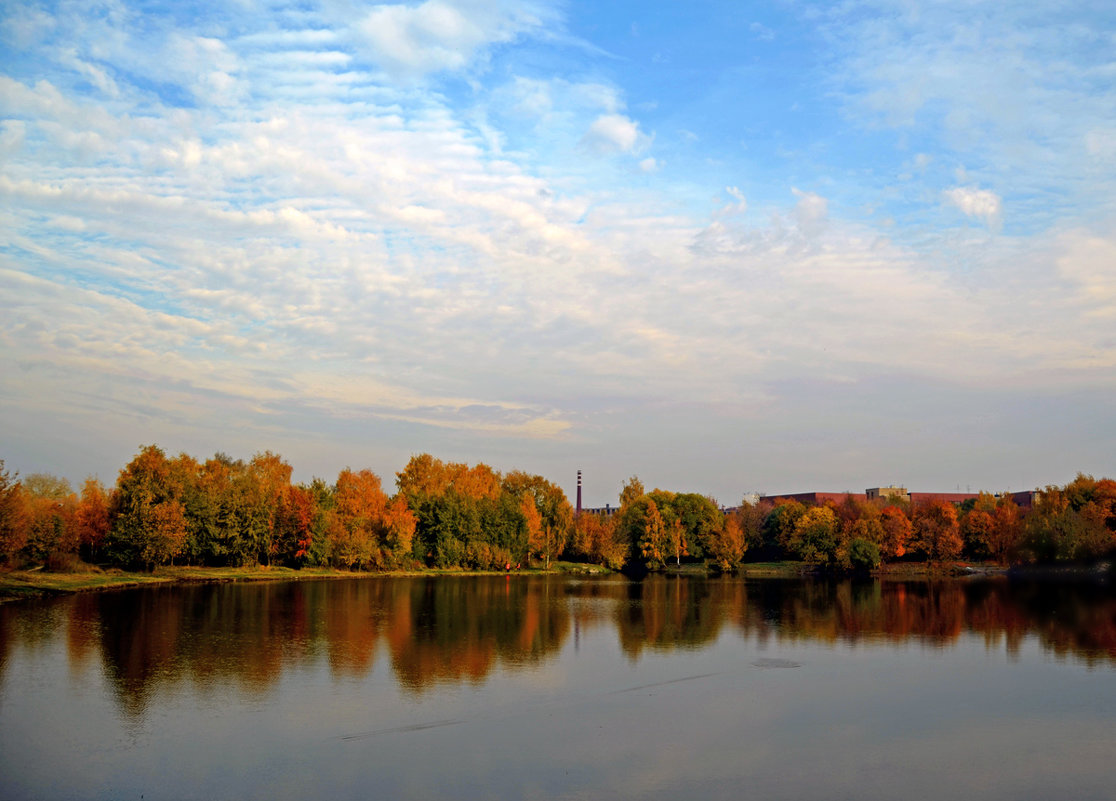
[764,500,806,557]
[672,493,723,562]
[788,506,840,564]
[503,471,572,569]
[847,538,881,571]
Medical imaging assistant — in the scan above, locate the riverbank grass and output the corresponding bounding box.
[0,562,615,601]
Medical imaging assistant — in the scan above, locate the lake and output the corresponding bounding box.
[1,575,1114,800]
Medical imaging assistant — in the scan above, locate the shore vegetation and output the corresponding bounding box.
[1,451,1113,594]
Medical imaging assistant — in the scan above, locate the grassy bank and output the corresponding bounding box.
[0,562,619,602]
[737,561,816,577]
[0,559,1035,603]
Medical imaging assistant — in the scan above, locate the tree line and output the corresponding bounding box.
[0,448,1113,572]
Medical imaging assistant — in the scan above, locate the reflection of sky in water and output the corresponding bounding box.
[0,576,1114,800]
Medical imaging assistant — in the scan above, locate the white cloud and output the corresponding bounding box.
[715,186,747,216]
[819,1,1116,232]
[792,188,828,237]
[356,0,547,78]
[581,113,649,155]
[165,34,243,105]
[1056,229,1116,318]
[944,186,1002,229]
[57,48,120,97]
[3,0,1114,494]
[0,120,25,155]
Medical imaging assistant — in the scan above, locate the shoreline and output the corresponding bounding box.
[0,562,614,602]
[3,559,1108,603]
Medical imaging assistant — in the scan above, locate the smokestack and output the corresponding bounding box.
[576,470,582,517]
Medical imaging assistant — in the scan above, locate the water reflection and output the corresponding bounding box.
[2,575,1115,718]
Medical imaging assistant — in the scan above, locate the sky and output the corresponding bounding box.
[2,0,1114,506]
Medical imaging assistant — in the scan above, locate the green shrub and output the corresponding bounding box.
[848,538,881,571]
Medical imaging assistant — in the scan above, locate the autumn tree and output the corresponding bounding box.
[272,484,316,566]
[22,473,72,501]
[706,514,747,572]
[75,478,111,562]
[878,505,912,560]
[734,499,771,556]
[1019,477,1114,563]
[0,461,29,564]
[249,451,294,565]
[912,500,963,564]
[619,476,646,510]
[19,473,77,565]
[302,477,336,565]
[107,445,190,569]
[985,497,1022,564]
[788,506,840,564]
[666,518,687,566]
[328,468,416,569]
[520,493,543,566]
[397,454,516,568]
[397,454,501,504]
[381,495,417,567]
[628,496,667,570]
[503,471,572,569]
[646,489,682,566]
[571,512,628,569]
[764,499,806,557]
[141,500,188,568]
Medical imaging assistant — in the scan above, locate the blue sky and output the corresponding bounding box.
[2,0,1114,505]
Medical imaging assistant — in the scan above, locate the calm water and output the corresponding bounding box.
[1,575,1114,800]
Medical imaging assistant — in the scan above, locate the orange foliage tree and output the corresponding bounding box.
[707,514,747,572]
[985,498,1022,564]
[503,471,572,569]
[273,484,315,566]
[75,478,111,562]
[912,500,963,563]
[327,468,416,569]
[570,512,628,569]
[0,460,29,564]
[107,445,191,569]
[329,469,391,568]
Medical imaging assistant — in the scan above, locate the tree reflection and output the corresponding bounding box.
[3,576,1113,719]
[615,577,725,659]
[387,576,569,694]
